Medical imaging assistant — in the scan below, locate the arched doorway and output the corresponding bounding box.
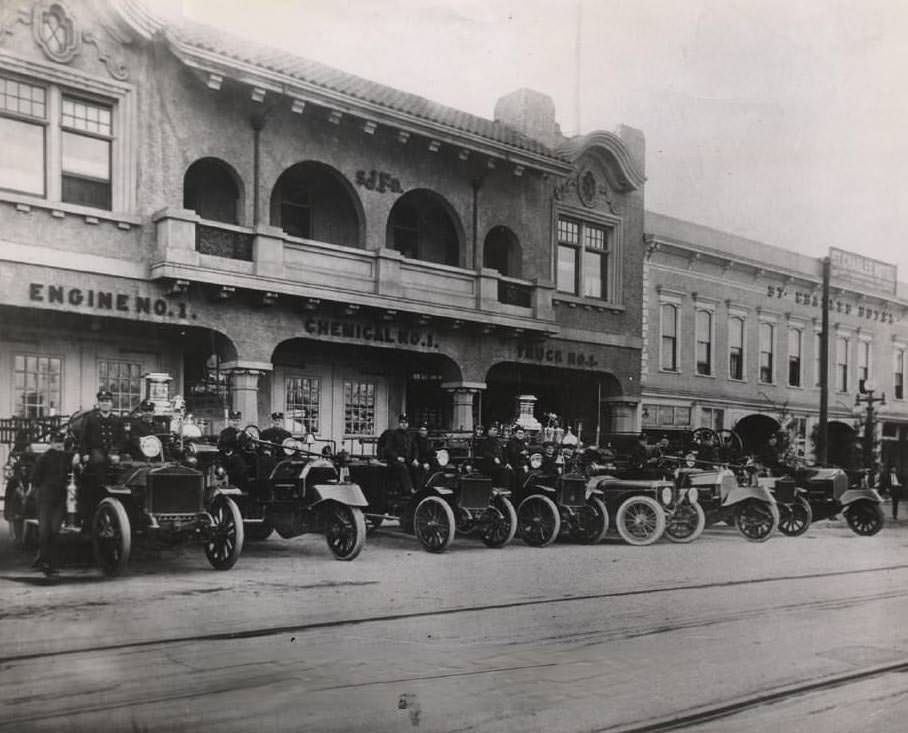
[183,158,242,224]
[733,414,780,454]
[483,225,522,278]
[270,162,364,247]
[484,363,618,445]
[386,189,462,266]
[827,421,858,470]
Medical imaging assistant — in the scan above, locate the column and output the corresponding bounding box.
[221,361,272,427]
[442,381,487,433]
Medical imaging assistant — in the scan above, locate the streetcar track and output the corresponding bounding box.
[596,658,908,732]
[2,562,907,666]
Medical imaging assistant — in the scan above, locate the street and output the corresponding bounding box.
[1,517,907,733]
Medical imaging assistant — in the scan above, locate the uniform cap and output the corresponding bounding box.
[271,411,284,420]
[139,400,155,413]
[398,413,409,422]
[97,389,114,401]
[228,410,242,420]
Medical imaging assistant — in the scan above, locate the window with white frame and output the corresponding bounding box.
[14,354,62,417]
[788,328,802,387]
[892,347,905,400]
[344,380,376,435]
[286,376,320,434]
[858,340,871,392]
[836,335,849,392]
[695,309,713,376]
[759,322,774,383]
[660,303,679,371]
[729,316,744,380]
[556,216,611,300]
[97,359,142,415]
[642,403,691,427]
[0,73,114,210]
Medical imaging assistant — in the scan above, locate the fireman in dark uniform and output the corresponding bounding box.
[506,426,529,472]
[540,441,560,475]
[32,429,72,576]
[260,412,292,453]
[218,410,250,490]
[127,400,157,460]
[78,389,125,521]
[386,414,415,493]
[479,424,513,488]
[410,423,434,489]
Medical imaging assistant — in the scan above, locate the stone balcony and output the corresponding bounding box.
[151,208,557,333]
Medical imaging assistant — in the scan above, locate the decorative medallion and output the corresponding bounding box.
[577,169,598,208]
[33,2,80,64]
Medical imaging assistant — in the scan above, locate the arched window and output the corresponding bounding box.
[759,322,775,383]
[788,328,802,387]
[729,317,744,380]
[270,162,363,247]
[660,304,678,372]
[695,310,712,376]
[387,190,461,266]
[183,158,241,224]
[483,226,522,278]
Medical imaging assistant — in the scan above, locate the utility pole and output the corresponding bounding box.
[817,256,831,464]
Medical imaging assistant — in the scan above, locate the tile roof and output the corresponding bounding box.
[162,17,565,163]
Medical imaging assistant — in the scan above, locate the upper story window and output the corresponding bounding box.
[729,316,745,380]
[660,303,679,372]
[759,322,774,383]
[556,216,610,300]
[894,347,905,400]
[858,340,871,392]
[788,328,802,387]
[0,73,114,210]
[695,309,713,376]
[836,335,850,392]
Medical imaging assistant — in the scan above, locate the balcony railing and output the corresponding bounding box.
[152,208,556,329]
[498,277,533,308]
[196,223,254,261]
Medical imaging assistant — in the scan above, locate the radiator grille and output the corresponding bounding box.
[147,469,204,515]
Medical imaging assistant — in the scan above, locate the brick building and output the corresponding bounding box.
[642,212,908,472]
[0,0,645,453]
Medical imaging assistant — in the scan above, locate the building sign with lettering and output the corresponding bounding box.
[516,342,600,368]
[300,317,440,350]
[830,247,898,296]
[765,284,898,324]
[28,283,195,320]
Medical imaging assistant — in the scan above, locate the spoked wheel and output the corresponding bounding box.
[778,497,813,537]
[734,499,779,542]
[206,496,244,570]
[480,496,517,548]
[243,520,274,542]
[92,497,131,577]
[573,496,609,544]
[413,496,456,553]
[615,496,666,546]
[844,500,885,536]
[517,494,561,547]
[664,501,706,544]
[324,502,366,561]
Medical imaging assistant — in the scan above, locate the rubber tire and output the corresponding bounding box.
[664,502,706,544]
[844,500,885,537]
[413,496,456,553]
[734,499,780,543]
[206,496,244,570]
[574,496,609,544]
[517,494,561,547]
[324,502,367,561]
[92,497,132,577]
[615,496,666,546]
[778,497,813,537]
[480,496,518,548]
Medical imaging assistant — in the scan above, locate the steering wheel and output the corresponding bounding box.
[716,429,745,462]
[690,428,719,447]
